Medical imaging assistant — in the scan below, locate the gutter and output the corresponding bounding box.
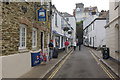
[83,18,106,31]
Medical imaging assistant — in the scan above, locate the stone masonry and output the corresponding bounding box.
[2,2,51,56]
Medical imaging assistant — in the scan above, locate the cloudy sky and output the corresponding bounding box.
[52,0,109,15]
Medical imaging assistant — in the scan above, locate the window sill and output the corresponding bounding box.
[18,48,29,53]
[32,47,38,51]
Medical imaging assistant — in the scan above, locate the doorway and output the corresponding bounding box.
[41,32,44,52]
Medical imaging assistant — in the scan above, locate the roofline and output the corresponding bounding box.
[52,5,70,26]
[83,18,106,30]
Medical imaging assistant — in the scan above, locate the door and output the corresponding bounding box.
[41,32,44,52]
[93,37,94,48]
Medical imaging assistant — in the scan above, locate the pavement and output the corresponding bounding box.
[88,47,120,78]
[19,48,73,78]
[44,46,118,79]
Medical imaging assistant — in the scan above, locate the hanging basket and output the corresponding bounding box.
[63,27,69,31]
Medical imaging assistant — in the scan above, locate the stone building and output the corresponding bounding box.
[105,0,120,61]
[1,1,52,78]
[73,3,99,22]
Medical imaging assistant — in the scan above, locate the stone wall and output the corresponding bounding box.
[2,2,51,56]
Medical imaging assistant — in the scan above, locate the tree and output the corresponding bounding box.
[76,21,83,44]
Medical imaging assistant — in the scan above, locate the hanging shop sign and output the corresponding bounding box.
[36,7,48,22]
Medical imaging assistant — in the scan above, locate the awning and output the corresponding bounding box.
[52,30,64,36]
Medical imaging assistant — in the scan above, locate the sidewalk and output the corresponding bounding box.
[19,48,73,78]
[89,47,120,77]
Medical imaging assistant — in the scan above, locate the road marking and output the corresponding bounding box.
[89,50,116,80]
[48,50,73,80]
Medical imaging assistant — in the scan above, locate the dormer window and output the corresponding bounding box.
[89,7,93,10]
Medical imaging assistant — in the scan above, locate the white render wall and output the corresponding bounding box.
[65,17,76,43]
[105,0,120,60]
[0,57,2,79]
[83,15,98,29]
[2,52,32,78]
[83,18,106,48]
[95,20,106,47]
[52,8,71,48]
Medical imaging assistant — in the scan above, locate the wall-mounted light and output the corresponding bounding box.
[21,5,27,14]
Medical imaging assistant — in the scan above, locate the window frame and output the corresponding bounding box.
[19,24,27,50]
[32,28,37,48]
[55,13,58,27]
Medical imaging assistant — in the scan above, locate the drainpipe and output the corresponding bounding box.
[118,1,120,62]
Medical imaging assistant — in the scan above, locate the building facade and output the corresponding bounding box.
[61,12,76,44]
[1,1,52,78]
[51,6,73,50]
[74,3,99,22]
[83,15,106,48]
[105,0,120,61]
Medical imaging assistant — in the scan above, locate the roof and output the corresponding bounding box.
[99,11,107,18]
[85,6,98,12]
[61,12,74,17]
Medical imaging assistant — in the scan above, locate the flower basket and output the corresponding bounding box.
[63,27,69,31]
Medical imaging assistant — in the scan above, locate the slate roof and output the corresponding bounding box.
[84,6,98,12]
[61,12,74,17]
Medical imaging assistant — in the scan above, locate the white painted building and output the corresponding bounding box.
[105,0,120,61]
[61,12,76,44]
[51,6,73,49]
[83,15,106,48]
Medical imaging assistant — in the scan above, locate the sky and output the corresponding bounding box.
[52,0,109,15]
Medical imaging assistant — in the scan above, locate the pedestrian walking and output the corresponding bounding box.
[73,41,77,51]
[78,41,81,51]
[49,39,54,60]
[65,40,69,53]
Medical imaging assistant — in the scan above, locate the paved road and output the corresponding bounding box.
[45,46,118,79]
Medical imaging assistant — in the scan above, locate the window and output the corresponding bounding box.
[90,37,91,45]
[55,13,57,27]
[47,2,50,11]
[41,0,44,5]
[55,36,60,48]
[61,37,63,48]
[19,24,26,49]
[88,12,91,15]
[61,17,64,29]
[66,18,69,21]
[32,28,37,48]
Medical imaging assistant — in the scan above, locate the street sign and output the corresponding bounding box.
[36,7,48,22]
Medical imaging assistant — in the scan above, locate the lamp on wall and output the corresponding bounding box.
[21,5,27,14]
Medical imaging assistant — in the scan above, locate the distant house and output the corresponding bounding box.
[105,0,120,61]
[83,11,107,48]
[74,3,99,22]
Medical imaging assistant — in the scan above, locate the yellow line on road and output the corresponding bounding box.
[89,50,116,80]
[48,50,73,80]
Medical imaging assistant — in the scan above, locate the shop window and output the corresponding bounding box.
[61,37,63,48]
[19,24,26,49]
[32,28,37,48]
[66,18,69,21]
[55,36,60,48]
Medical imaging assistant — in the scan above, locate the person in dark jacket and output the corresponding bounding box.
[49,39,54,60]
[78,41,81,51]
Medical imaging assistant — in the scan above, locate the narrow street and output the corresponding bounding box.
[45,46,118,79]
